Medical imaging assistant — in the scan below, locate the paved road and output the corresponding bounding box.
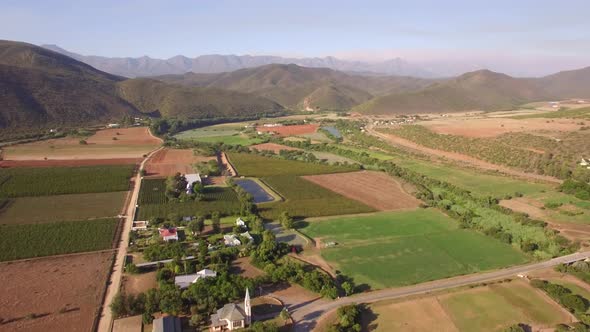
[96,146,163,332]
[291,251,590,331]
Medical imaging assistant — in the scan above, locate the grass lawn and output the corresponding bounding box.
[227,152,355,177]
[0,192,126,224]
[299,210,527,289]
[0,165,134,197]
[259,175,375,219]
[393,158,552,198]
[440,282,567,331]
[0,218,118,261]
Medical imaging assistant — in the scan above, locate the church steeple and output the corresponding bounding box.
[244,287,251,326]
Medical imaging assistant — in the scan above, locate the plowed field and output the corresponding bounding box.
[144,148,213,176]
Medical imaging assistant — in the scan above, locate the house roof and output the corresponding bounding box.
[159,228,177,237]
[185,173,201,187]
[174,269,217,288]
[152,316,182,332]
[215,303,246,321]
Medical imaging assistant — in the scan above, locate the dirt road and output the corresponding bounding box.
[366,124,562,184]
[96,146,163,332]
[291,251,590,331]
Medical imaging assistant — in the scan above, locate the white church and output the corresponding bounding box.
[209,288,251,331]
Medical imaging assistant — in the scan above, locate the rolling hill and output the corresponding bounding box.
[157,64,433,110]
[354,70,554,114]
[534,66,590,99]
[0,40,284,132]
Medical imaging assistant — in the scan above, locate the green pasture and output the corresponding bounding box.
[331,144,394,160]
[299,210,527,289]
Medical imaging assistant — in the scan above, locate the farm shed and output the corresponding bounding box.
[174,268,217,288]
[153,316,182,332]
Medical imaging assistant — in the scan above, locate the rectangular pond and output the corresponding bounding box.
[234,179,275,203]
[322,126,342,138]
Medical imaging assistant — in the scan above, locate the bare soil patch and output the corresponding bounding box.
[144,148,213,176]
[0,252,113,332]
[256,124,319,136]
[121,271,157,296]
[2,127,161,160]
[421,117,582,138]
[302,171,421,211]
[0,158,141,167]
[250,143,302,153]
[230,257,265,278]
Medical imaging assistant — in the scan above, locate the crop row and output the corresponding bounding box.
[0,218,119,261]
[226,152,354,177]
[0,165,135,197]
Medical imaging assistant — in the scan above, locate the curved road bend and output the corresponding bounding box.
[291,252,590,331]
[97,146,163,332]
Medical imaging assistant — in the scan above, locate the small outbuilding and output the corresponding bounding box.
[153,316,182,332]
[159,228,179,242]
[175,269,217,289]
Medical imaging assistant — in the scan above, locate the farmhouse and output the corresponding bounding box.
[153,316,182,332]
[210,289,251,331]
[159,228,179,242]
[175,268,217,289]
[224,234,241,247]
[185,173,202,194]
[236,217,246,228]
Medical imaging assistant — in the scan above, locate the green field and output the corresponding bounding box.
[174,126,241,139]
[0,192,126,225]
[0,165,134,197]
[331,144,394,160]
[0,218,118,261]
[512,106,590,119]
[299,210,527,289]
[136,179,240,219]
[227,152,355,177]
[393,158,552,198]
[190,135,263,146]
[258,175,374,219]
[440,283,566,331]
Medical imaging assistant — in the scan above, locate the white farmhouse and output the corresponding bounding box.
[185,173,202,194]
[174,269,217,289]
[224,234,241,247]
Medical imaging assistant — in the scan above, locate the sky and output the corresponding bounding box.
[1,0,589,76]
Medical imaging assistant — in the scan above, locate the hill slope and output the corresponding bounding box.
[534,67,590,99]
[354,70,552,114]
[157,64,433,110]
[116,78,284,119]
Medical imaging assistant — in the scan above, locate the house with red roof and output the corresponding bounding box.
[158,227,179,242]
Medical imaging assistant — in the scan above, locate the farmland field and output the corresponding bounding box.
[256,124,319,136]
[0,218,119,261]
[331,144,394,160]
[511,106,590,120]
[0,252,114,332]
[299,210,527,289]
[363,281,570,332]
[2,127,161,160]
[227,152,355,177]
[136,179,240,219]
[0,165,134,197]
[393,158,552,198]
[144,148,213,176]
[250,143,301,153]
[173,126,241,139]
[188,134,263,146]
[302,171,420,211]
[259,175,375,219]
[0,192,126,225]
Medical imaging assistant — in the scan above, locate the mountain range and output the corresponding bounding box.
[1,39,590,133]
[41,44,433,78]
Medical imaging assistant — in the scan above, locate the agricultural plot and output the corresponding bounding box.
[364,281,570,332]
[234,179,275,203]
[144,148,213,176]
[173,126,242,139]
[302,171,420,211]
[2,127,161,160]
[227,152,355,177]
[250,143,301,153]
[0,192,126,225]
[256,124,319,136]
[0,165,134,197]
[394,158,552,198]
[331,144,394,160]
[258,175,375,219]
[0,218,119,261]
[512,106,590,120]
[0,252,113,332]
[299,210,527,289]
[189,134,263,146]
[136,179,240,219]
[311,151,356,164]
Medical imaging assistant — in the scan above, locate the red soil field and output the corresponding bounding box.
[256,124,319,136]
[0,252,113,332]
[144,148,213,176]
[0,158,141,168]
[250,143,302,153]
[302,171,421,211]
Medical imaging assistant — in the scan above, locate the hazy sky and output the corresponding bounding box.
[1,0,589,75]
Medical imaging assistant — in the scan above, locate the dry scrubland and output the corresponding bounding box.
[2,127,161,160]
[0,252,113,332]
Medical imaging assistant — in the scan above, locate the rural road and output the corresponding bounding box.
[97,146,163,332]
[365,122,562,184]
[290,251,590,331]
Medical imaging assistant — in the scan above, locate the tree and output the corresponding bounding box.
[561,294,588,312]
[503,324,525,332]
[212,211,221,233]
[110,292,126,318]
[280,308,290,322]
[341,281,355,296]
[188,217,205,236]
[158,284,183,315]
[279,211,294,229]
